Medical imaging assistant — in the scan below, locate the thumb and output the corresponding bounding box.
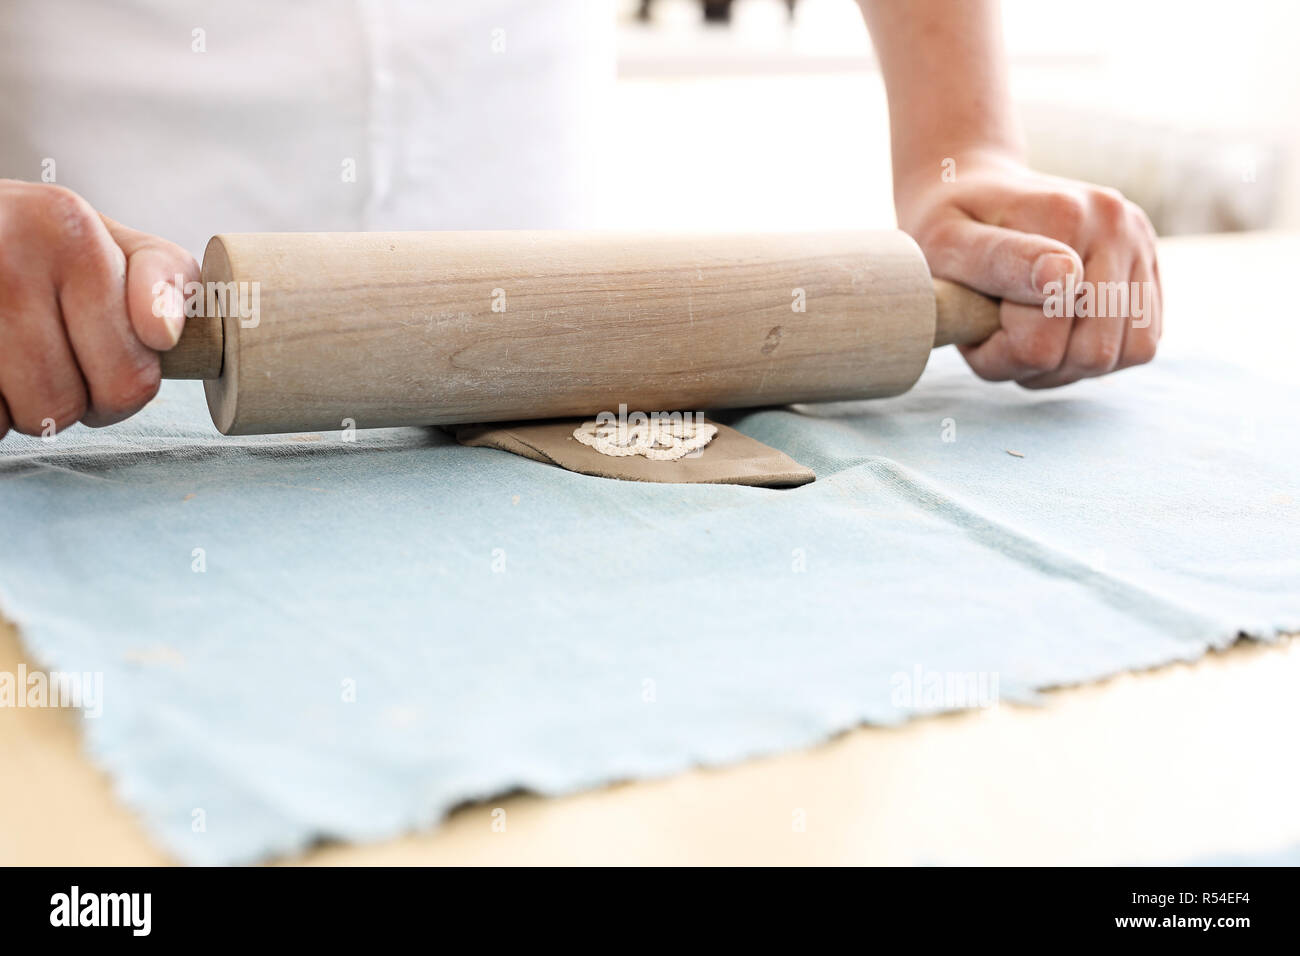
[99,214,200,351]
[921,215,1083,306]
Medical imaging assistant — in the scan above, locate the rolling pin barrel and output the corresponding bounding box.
[161,231,998,435]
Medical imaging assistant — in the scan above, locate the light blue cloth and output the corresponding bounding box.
[3,347,1297,864]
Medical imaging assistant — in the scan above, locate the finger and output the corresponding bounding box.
[1115,254,1160,371]
[99,214,200,352]
[0,283,88,437]
[958,300,1073,382]
[54,209,161,427]
[1020,249,1132,388]
[0,392,10,441]
[1131,201,1159,247]
[921,213,1083,305]
[986,187,1093,246]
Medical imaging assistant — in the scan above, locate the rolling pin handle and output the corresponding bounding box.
[932,279,1001,349]
[159,314,224,380]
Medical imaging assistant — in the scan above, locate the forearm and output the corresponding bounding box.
[857,0,1024,203]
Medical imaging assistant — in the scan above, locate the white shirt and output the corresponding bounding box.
[0,0,614,258]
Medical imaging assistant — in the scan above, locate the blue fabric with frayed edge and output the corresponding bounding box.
[2,347,1296,864]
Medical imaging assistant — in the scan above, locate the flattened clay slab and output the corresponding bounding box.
[453,418,815,488]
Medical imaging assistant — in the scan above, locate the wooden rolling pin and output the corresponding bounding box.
[161,230,1000,435]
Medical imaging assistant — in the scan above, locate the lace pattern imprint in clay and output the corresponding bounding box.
[573,417,718,461]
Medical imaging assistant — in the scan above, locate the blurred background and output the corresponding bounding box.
[596,0,1298,234]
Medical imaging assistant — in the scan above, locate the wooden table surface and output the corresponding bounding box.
[3,233,1297,866]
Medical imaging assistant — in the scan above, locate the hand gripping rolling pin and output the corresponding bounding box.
[160,230,1000,435]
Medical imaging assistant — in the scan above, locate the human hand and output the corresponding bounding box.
[896,152,1161,388]
[0,180,199,439]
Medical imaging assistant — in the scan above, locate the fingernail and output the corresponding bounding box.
[1032,253,1079,294]
[161,283,185,346]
